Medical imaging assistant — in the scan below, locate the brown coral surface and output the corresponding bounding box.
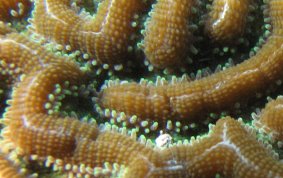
[1,0,283,178]
[205,0,251,42]
[0,153,26,178]
[99,0,283,133]
[0,0,32,21]
[32,0,148,67]
[143,0,194,68]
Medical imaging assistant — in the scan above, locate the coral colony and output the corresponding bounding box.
[1,0,283,177]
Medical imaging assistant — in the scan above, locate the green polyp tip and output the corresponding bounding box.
[253,46,260,52]
[63,89,72,95]
[205,4,211,10]
[215,173,221,178]
[258,37,265,44]
[223,47,229,53]
[175,128,180,133]
[48,110,54,115]
[220,111,228,118]
[137,41,144,49]
[190,123,197,129]
[140,29,146,36]
[93,168,102,177]
[44,103,52,109]
[48,94,55,102]
[265,24,271,30]
[141,121,149,127]
[55,86,62,94]
[144,128,150,134]
[264,17,271,23]
[209,113,218,119]
[57,94,65,100]
[54,105,61,112]
[196,69,202,76]
[264,30,271,37]
[131,22,137,28]
[176,121,181,128]
[71,85,78,91]
[64,81,70,87]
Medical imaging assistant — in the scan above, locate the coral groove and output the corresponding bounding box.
[99,0,283,130]
[4,63,283,178]
[2,0,283,177]
[124,117,283,178]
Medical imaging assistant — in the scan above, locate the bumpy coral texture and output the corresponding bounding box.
[1,28,283,178]
[4,59,283,177]
[256,96,283,141]
[2,0,283,177]
[124,118,283,178]
[205,0,251,42]
[0,32,69,84]
[143,0,194,68]
[33,0,147,66]
[0,153,26,178]
[99,0,283,129]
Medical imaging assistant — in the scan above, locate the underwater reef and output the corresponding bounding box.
[1,0,283,177]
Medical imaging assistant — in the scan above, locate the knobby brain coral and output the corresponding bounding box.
[32,0,149,67]
[205,0,251,42]
[98,0,283,134]
[1,0,283,178]
[143,0,194,68]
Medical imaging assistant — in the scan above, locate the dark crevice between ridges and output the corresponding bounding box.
[186,0,267,75]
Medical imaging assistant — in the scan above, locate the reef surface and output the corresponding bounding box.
[1,0,283,178]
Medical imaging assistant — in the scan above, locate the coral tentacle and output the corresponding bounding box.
[0,0,32,21]
[33,0,147,66]
[99,0,283,125]
[2,0,283,177]
[124,117,283,178]
[0,32,69,84]
[0,152,28,178]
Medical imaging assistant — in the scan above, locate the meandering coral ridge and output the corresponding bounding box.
[32,0,148,67]
[1,0,283,177]
[205,0,251,42]
[99,0,283,133]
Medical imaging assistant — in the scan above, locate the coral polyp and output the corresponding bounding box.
[1,0,283,178]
